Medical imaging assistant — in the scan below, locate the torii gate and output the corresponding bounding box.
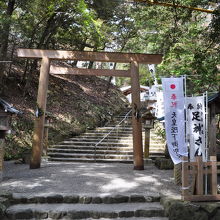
[17,49,162,170]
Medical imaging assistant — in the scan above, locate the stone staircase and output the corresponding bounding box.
[48,110,165,163]
[4,193,168,220]
[149,126,166,159]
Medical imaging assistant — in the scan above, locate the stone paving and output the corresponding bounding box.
[0,160,181,199]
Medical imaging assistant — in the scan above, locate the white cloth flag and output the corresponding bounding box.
[155,90,164,119]
[186,96,206,161]
[162,78,187,164]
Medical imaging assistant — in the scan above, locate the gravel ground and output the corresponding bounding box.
[0,160,181,198]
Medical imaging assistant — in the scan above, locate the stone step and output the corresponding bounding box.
[49,146,164,154]
[48,152,133,160]
[62,139,164,146]
[48,157,133,163]
[150,154,165,159]
[48,112,166,163]
[150,143,165,147]
[150,149,164,153]
[60,141,132,146]
[149,152,165,156]
[82,133,134,137]
[115,115,132,118]
[149,148,165,152]
[150,138,164,142]
[48,149,133,155]
[5,202,165,219]
[107,123,132,127]
[95,127,133,131]
[84,130,134,134]
[75,136,133,140]
[149,142,165,146]
[149,150,165,153]
[91,218,168,220]
[49,145,164,154]
[150,134,162,137]
[47,153,162,161]
[11,193,161,204]
[68,138,133,143]
[50,145,133,151]
[50,145,132,149]
[48,154,163,162]
[79,134,133,137]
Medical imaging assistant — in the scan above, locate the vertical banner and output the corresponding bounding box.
[162,78,187,164]
[186,96,206,161]
[155,89,164,119]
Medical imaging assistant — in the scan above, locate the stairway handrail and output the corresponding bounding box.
[94,109,132,161]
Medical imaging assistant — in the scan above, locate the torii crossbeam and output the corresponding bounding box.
[17,49,162,170]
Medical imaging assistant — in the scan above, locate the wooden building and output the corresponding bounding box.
[208,92,220,157]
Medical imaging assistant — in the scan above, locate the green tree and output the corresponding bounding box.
[110,1,219,94]
[0,0,16,91]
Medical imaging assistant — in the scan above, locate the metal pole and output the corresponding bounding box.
[184,75,187,147]
[205,92,208,195]
[205,91,208,161]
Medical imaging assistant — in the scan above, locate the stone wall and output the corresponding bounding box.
[0,191,11,219]
[161,196,220,220]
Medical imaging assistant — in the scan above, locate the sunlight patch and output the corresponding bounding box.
[2,181,42,189]
[101,178,138,192]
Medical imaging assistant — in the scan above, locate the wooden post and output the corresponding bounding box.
[30,57,50,169]
[130,61,144,170]
[43,118,49,156]
[174,163,182,185]
[210,156,217,195]
[196,156,203,195]
[0,139,5,181]
[182,156,189,199]
[144,128,150,158]
[209,104,217,156]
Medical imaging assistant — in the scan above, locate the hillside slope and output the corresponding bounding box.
[3,68,128,160]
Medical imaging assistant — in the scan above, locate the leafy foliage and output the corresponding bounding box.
[0,0,220,159]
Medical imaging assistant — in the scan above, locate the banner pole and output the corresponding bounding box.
[203,92,208,195]
[205,91,208,161]
[184,75,187,154]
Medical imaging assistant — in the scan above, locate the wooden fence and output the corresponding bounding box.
[182,156,220,201]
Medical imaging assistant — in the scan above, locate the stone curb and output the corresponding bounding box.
[11,194,160,205]
[6,207,165,219]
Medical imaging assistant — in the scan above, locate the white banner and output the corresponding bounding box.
[162,78,187,164]
[186,96,206,161]
[155,90,164,119]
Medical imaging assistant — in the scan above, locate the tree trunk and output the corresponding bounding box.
[0,0,16,92]
[24,12,61,95]
[105,63,117,95]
